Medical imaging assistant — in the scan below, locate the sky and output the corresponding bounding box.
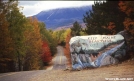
[18,1,94,17]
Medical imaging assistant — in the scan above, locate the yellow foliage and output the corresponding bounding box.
[24,17,43,70]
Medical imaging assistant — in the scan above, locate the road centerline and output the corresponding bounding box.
[60,55,62,65]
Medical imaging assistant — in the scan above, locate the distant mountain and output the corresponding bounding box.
[33,6,92,29]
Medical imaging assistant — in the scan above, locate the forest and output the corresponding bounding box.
[0,0,57,72]
[0,0,134,73]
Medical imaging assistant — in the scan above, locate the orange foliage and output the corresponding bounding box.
[64,32,72,67]
[41,41,52,63]
[118,1,133,16]
[119,1,134,35]
[24,17,43,70]
[119,1,134,53]
[118,1,127,12]
[123,18,134,35]
[0,11,14,72]
[107,22,116,34]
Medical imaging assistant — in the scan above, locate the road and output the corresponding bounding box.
[0,70,47,81]
[0,46,68,81]
[52,46,67,70]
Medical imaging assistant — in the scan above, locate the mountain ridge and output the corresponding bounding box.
[32,6,92,29]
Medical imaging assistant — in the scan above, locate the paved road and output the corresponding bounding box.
[0,70,47,81]
[0,46,67,81]
[52,46,67,70]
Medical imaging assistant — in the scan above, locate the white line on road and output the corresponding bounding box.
[60,55,62,64]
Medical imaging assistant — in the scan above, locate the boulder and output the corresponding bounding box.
[69,35,126,70]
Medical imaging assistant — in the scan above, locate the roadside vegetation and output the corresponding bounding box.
[0,0,57,72]
[0,0,134,73]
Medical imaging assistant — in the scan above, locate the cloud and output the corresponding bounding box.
[18,1,34,5]
[18,1,94,17]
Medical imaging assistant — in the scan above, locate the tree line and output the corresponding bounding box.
[0,0,57,73]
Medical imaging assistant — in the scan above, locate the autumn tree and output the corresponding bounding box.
[3,0,27,71]
[52,30,66,45]
[0,1,15,72]
[0,0,57,72]
[23,17,43,70]
[118,1,134,53]
[38,22,57,56]
[63,28,72,66]
[41,41,52,65]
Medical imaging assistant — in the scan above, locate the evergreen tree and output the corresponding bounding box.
[71,21,82,36]
[83,1,126,35]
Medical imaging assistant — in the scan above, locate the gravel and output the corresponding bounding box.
[30,60,134,81]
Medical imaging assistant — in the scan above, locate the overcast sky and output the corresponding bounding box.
[18,1,94,17]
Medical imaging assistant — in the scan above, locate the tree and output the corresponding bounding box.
[118,1,134,53]
[0,0,58,72]
[0,2,15,72]
[83,1,126,35]
[71,21,82,36]
[23,17,43,70]
[41,41,52,65]
[63,28,72,66]
[38,22,57,56]
[52,30,66,45]
[3,0,27,71]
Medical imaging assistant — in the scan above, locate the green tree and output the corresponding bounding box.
[71,21,82,36]
[83,1,126,35]
[5,0,27,71]
[53,30,65,44]
[0,0,26,72]
[38,22,57,56]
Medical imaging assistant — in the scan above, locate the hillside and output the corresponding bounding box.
[32,6,92,29]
